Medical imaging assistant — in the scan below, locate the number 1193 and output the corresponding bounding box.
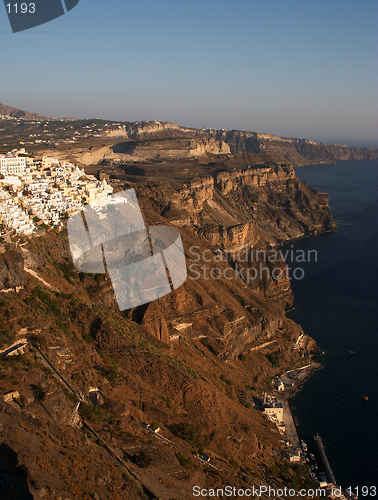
[347,486,377,497]
[6,3,36,14]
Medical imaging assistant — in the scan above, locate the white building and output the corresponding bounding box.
[263,394,284,422]
[264,401,284,422]
[0,176,22,188]
[0,156,27,176]
[274,379,285,392]
[0,189,35,236]
[1,154,113,235]
[289,450,302,463]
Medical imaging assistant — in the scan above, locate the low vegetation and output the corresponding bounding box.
[30,384,46,403]
[175,452,191,469]
[132,451,151,468]
[266,353,280,367]
[78,403,102,423]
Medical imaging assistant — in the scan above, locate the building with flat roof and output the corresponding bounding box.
[263,393,284,422]
[0,156,27,176]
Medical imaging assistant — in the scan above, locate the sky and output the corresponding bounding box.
[1,0,377,147]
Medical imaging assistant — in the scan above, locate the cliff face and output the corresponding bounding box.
[105,120,199,140]
[148,163,334,246]
[2,103,376,166]
[132,161,334,352]
[47,119,378,168]
[210,129,378,166]
[215,164,295,194]
[0,160,334,499]
[109,137,231,161]
[0,105,351,498]
[106,121,378,166]
[0,228,315,500]
[0,161,333,359]
[0,161,333,357]
[0,250,25,291]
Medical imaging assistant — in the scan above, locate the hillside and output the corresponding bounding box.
[60,121,378,167]
[0,103,377,165]
[0,161,333,499]
[0,103,47,121]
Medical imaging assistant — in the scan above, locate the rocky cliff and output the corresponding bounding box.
[0,104,364,499]
[68,123,378,167]
[0,160,333,499]
[210,129,378,165]
[145,162,334,246]
[1,103,376,166]
[118,161,335,355]
[0,250,25,291]
[0,231,316,500]
[105,120,199,140]
[102,120,377,166]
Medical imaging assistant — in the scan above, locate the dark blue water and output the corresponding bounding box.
[283,160,378,490]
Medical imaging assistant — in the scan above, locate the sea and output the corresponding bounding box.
[282,160,378,492]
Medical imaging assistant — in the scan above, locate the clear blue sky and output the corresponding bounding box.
[1,0,377,146]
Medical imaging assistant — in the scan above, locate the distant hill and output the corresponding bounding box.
[1,103,377,165]
[0,103,47,120]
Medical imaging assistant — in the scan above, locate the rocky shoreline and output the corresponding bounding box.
[272,362,322,458]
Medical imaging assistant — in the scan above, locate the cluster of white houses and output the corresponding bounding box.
[0,189,35,236]
[0,150,113,237]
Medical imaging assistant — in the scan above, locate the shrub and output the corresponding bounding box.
[89,317,102,339]
[132,451,151,468]
[121,431,134,439]
[175,452,191,469]
[30,287,63,317]
[150,420,160,431]
[16,355,31,367]
[170,423,210,450]
[31,384,46,403]
[108,414,118,426]
[60,262,76,284]
[78,403,102,423]
[0,327,14,347]
[220,374,233,386]
[266,354,280,367]
[104,366,119,385]
[162,397,175,411]
[96,347,105,358]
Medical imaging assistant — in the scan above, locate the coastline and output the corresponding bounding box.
[277,161,378,493]
[277,362,356,499]
[274,362,322,460]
